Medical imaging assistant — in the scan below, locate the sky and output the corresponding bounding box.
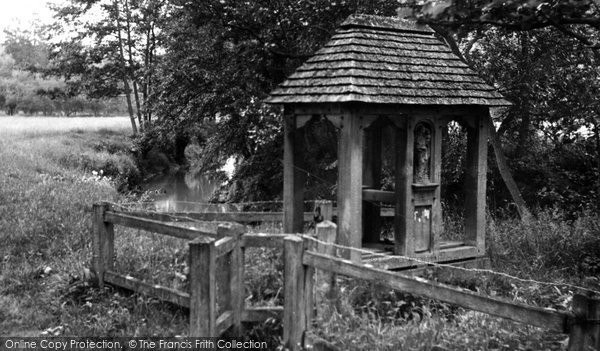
[0,0,59,41]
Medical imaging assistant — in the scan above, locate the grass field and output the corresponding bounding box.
[0,116,132,136]
[1,116,599,349]
[0,117,147,336]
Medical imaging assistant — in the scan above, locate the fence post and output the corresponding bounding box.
[217,223,246,336]
[283,236,306,351]
[189,237,217,337]
[313,200,333,223]
[92,202,114,288]
[316,221,337,299]
[568,294,600,351]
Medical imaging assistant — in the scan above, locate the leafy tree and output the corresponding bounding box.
[48,0,169,132]
[416,0,600,48]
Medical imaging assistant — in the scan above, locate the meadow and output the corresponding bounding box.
[1,116,599,350]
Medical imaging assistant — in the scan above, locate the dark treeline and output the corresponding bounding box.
[38,0,600,216]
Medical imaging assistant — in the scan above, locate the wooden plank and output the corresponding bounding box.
[216,311,234,337]
[283,236,307,351]
[304,251,570,332]
[241,233,288,248]
[381,207,394,217]
[215,237,236,257]
[123,210,315,223]
[337,111,363,262]
[315,221,338,318]
[189,238,217,336]
[304,243,316,332]
[242,306,284,322]
[394,118,413,256]
[568,294,600,351]
[117,210,223,232]
[92,203,114,288]
[362,189,395,203]
[364,246,480,270]
[105,211,216,241]
[363,119,382,244]
[217,223,245,335]
[432,118,444,252]
[464,112,488,254]
[283,110,306,233]
[104,271,190,308]
[231,242,244,335]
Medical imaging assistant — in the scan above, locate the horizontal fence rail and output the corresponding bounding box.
[304,250,570,332]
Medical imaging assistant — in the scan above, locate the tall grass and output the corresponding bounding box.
[0,117,144,336]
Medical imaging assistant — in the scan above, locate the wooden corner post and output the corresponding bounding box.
[363,119,382,243]
[395,117,413,256]
[283,236,307,351]
[316,221,338,310]
[464,111,488,254]
[283,107,306,234]
[568,294,600,351]
[189,237,217,337]
[92,202,114,288]
[217,223,246,336]
[337,111,363,262]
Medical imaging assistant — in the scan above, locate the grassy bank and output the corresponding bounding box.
[0,117,155,336]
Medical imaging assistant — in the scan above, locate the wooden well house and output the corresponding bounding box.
[265,14,510,268]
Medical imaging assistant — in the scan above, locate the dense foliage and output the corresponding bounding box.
[42,0,600,215]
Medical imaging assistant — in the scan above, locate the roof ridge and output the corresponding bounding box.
[340,14,434,35]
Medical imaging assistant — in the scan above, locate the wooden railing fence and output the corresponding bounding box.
[92,202,600,351]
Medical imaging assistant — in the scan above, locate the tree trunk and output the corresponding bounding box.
[124,0,143,131]
[488,117,531,221]
[114,0,137,135]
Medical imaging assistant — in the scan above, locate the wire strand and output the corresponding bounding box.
[299,234,600,296]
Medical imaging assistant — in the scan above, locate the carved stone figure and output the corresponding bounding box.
[413,123,432,183]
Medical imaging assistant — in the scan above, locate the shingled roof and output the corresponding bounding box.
[266,14,510,106]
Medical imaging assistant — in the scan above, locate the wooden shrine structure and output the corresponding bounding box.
[265,14,510,268]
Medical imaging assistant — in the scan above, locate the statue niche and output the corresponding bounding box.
[413,122,432,184]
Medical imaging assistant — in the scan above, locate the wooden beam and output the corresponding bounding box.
[241,233,288,248]
[568,294,600,351]
[217,223,245,335]
[337,113,364,262]
[464,113,488,254]
[216,311,234,337]
[283,236,306,351]
[283,110,306,233]
[304,251,570,333]
[394,119,413,256]
[315,221,338,315]
[105,211,216,241]
[242,306,284,322]
[363,120,383,243]
[120,210,315,223]
[362,189,395,203]
[92,203,114,288]
[189,237,217,336]
[104,271,190,308]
